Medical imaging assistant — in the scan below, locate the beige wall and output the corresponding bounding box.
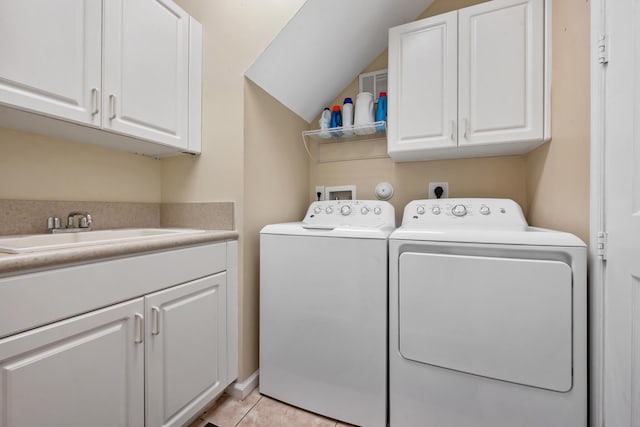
[169,0,307,380]
[243,79,309,378]
[312,0,590,243]
[525,0,590,244]
[0,128,161,202]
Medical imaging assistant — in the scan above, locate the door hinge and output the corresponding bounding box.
[598,34,609,64]
[597,231,608,260]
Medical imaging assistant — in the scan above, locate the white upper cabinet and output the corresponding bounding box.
[103,0,190,150]
[0,0,102,126]
[0,0,202,157]
[458,0,544,146]
[388,11,458,157]
[388,0,549,162]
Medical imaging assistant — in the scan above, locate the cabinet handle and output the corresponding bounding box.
[109,94,116,120]
[450,120,456,141]
[463,118,469,140]
[91,88,99,115]
[151,306,160,336]
[134,313,144,344]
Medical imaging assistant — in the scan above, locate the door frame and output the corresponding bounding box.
[589,0,606,426]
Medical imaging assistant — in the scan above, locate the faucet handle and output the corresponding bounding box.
[79,215,92,228]
[47,217,62,231]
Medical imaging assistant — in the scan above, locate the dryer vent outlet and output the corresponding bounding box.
[429,182,449,199]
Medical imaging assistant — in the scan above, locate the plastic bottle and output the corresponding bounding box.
[354,92,375,135]
[330,105,342,137]
[319,107,331,138]
[342,98,354,136]
[375,91,387,131]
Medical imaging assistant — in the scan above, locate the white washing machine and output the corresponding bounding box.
[260,200,395,427]
[389,198,586,427]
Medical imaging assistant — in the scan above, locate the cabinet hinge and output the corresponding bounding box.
[598,34,609,64]
[597,231,608,260]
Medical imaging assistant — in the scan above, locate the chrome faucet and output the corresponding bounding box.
[48,211,93,233]
[66,211,93,229]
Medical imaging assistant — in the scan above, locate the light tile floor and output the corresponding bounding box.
[189,389,356,427]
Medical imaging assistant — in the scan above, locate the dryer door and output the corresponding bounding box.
[398,252,572,391]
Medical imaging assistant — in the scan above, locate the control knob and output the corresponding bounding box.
[431,206,441,215]
[373,207,382,215]
[451,204,467,217]
[479,205,491,215]
[314,206,322,214]
[340,205,352,216]
[416,206,425,215]
[325,206,333,214]
[361,207,370,215]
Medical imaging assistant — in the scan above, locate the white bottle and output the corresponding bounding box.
[354,92,375,135]
[319,108,331,138]
[342,98,354,136]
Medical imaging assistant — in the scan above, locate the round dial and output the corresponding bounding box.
[325,206,333,214]
[416,206,425,215]
[361,207,370,215]
[479,205,491,215]
[313,206,322,214]
[451,204,467,217]
[373,207,382,215]
[431,206,441,215]
[340,205,352,216]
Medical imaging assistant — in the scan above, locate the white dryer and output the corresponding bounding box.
[260,200,395,427]
[389,199,586,427]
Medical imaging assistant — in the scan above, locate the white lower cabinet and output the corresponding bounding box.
[146,273,228,427]
[0,298,145,427]
[0,241,237,427]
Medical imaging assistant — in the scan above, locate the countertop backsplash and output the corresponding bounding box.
[0,200,234,235]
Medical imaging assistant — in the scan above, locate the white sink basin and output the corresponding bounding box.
[0,228,207,254]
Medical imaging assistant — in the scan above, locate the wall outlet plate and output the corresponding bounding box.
[315,186,325,201]
[428,182,449,199]
[326,185,356,200]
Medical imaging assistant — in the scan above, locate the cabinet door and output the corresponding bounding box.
[0,298,144,427]
[388,11,458,161]
[146,273,228,427]
[458,0,544,146]
[103,0,190,149]
[0,0,102,126]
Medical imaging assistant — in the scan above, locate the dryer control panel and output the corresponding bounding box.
[304,200,395,228]
[401,198,527,227]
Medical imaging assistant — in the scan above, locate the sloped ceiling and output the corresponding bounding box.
[245,0,434,123]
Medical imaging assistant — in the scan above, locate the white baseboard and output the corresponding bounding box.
[225,370,259,400]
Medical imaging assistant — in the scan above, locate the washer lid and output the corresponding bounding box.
[261,200,396,238]
[261,222,395,239]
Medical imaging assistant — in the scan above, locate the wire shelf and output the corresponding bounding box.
[302,121,388,163]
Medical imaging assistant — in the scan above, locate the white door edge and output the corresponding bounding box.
[589,0,606,426]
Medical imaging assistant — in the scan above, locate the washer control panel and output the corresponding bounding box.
[401,198,527,227]
[304,200,395,228]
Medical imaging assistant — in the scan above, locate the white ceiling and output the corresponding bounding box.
[245,0,434,123]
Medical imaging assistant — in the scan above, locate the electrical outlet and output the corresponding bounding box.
[315,186,325,201]
[428,182,449,199]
